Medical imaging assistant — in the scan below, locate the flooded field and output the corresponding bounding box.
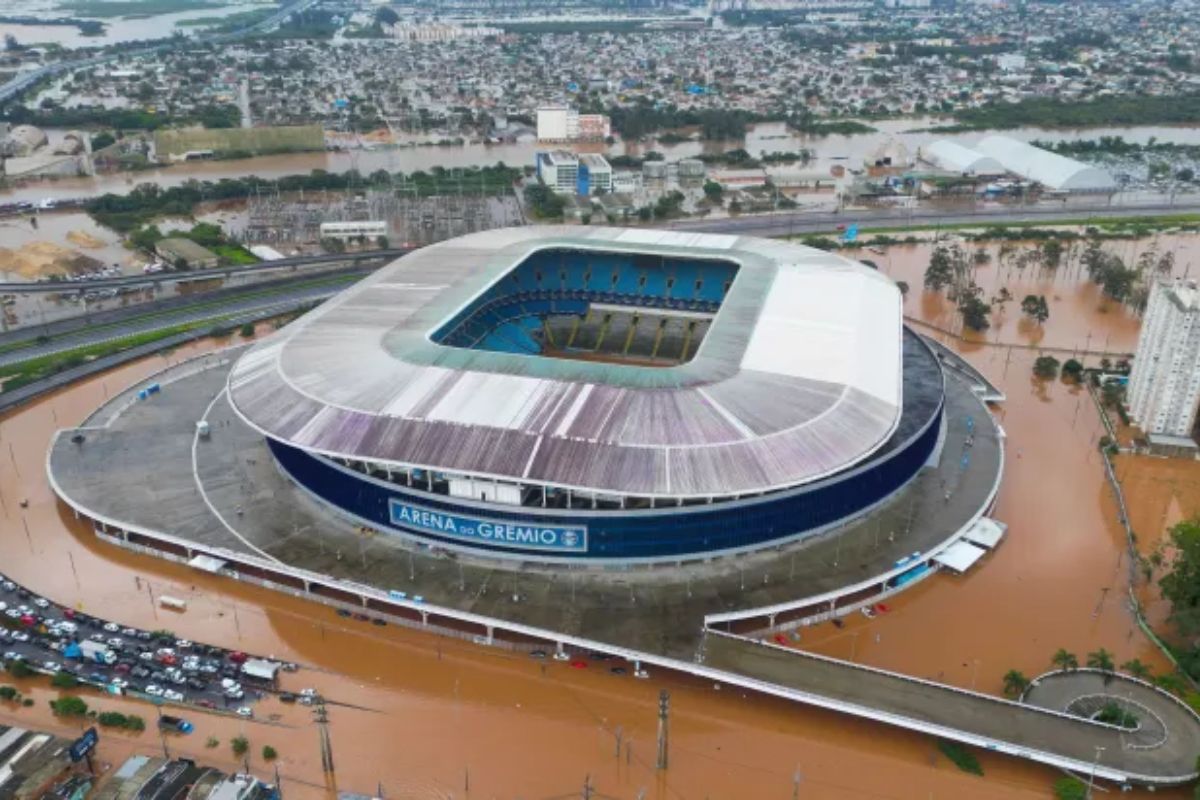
[0,323,1194,796]
[846,230,1200,354]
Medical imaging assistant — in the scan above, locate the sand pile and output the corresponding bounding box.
[0,242,103,280]
[66,230,106,249]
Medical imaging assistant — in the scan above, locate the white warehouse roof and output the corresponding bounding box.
[975,135,1117,192]
[228,227,906,499]
[923,140,1005,175]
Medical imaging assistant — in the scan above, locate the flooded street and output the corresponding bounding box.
[0,2,266,49]
[0,323,1193,796]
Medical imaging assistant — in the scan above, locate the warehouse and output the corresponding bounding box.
[974,135,1117,192]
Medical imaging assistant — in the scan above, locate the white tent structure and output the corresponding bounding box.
[923,140,1005,175]
[974,135,1117,192]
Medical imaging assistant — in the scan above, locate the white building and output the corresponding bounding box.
[537,106,610,142]
[578,153,612,195]
[536,150,579,194]
[536,106,579,142]
[922,140,1005,175]
[319,221,387,241]
[974,135,1117,193]
[1128,280,1200,445]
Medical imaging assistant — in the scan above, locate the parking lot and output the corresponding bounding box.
[0,571,298,718]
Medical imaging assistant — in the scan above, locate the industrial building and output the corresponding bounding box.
[921,140,1006,176]
[973,135,1117,193]
[154,238,219,269]
[227,227,946,563]
[1128,279,1200,451]
[0,725,79,800]
[577,153,612,195]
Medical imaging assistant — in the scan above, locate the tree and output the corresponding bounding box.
[1101,381,1125,409]
[895,280,909,297]
[924,244,956,292]
[703,180,724,202]
[374,6,399,25]
[1086,648,1115,673]
[1033,355,1060,379]
[1160,518,1200,635]
[90,131,116,151]
[1002,669,1029,697]
[957,288,991,332]
[1061,359,1084,381]
[1021,294,1050,325]
[1178,167,1195,182]
[1120,658,1152,680]
[1053,777,1087,800]
[231,735,250,756]
[1040,239,1064,269]
[0,686,18,701]
[239,323,256,338]
[50,696,88,717]
[6,660,33,679]
[262,745,278,761]
[50,671,79,689]
[1051,648,1078,671]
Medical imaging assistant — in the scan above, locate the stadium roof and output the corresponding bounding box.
[228,227,904,499]
[974,135,1117,192]
[923,140,1005,175]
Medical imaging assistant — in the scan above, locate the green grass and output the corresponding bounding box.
[212,244,260,265]
[153,125,324,158]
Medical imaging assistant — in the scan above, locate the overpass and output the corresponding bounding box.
[666,200,1200,238]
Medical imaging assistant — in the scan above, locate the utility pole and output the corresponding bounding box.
[656,690,670,770]
[1086,745,1105,799]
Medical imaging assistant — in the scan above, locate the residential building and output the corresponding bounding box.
[1128,280,1200,448]
[536,106,578,142]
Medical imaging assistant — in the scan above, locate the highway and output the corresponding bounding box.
[0,249,408,294]
[665,199,1200,238]
[0,271,362,369]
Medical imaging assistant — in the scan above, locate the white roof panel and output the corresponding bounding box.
[934,540,988,573]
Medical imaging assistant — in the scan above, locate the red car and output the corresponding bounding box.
[569,660,587,669]
[228,651,248,665]
[773,634,789,646]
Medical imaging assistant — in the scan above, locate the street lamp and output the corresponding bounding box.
[1087,745,1106,799]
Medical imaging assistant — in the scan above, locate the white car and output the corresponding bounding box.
[121,628,137,637]
[0,602,7,612]
[235,707,253,718]
[3,652,22,662]
[109,677,128,689]
[175,640,193,650]
[225,688,244,700]
[42,661,61,672]
[162,689,185,702]
[220,678,240,690]
[33,598,49,609]
[144,684,163,696]
[107,638,123,649]
[0,582,14,591]
[139,651,155,662]
[103,622,119,633]
[55,621,77,634]
[10,631,30,643]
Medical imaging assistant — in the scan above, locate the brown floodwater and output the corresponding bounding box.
[0,326,1190,797]
[848,232,1200,355]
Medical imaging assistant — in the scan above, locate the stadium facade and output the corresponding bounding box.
[228,227,946,563]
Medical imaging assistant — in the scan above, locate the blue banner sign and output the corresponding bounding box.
[69,728,98,762]
[388,499,587,553]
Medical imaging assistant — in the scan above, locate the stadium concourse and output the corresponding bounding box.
[49,229,1200,787]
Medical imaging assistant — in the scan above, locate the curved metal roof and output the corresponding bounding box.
[975,135,1116,192]
[227,226,904,498]
[924,140,1005,175]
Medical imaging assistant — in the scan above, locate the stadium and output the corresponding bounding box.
[226,226,946,563]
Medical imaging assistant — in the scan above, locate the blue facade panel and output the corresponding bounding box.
[268,401,942,561]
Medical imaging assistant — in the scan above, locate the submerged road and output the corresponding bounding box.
[703,633,1200,787]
